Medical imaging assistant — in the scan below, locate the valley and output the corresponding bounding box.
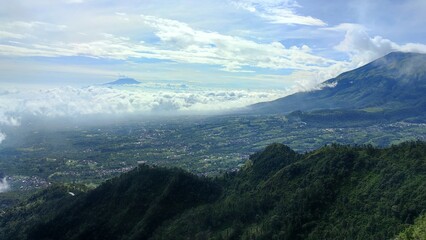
[0,114,424,196]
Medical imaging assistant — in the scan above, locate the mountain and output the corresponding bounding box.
[250,52,426,115]
[1,141,426,240]
[104,77,141,85]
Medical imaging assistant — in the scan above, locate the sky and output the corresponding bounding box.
[1,0,426,143]
[1,0,426,88]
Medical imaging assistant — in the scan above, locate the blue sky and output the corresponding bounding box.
[1,0,426,90]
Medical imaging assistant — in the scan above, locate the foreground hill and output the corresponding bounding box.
[1,141,426,239]
[250,52,426,115]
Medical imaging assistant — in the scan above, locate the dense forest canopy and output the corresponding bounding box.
[1,141,426,240]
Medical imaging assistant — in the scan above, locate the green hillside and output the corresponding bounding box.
[250,52,426,116]
[1,141,426,240]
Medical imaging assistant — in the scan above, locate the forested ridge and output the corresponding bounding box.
[1,141,426,240]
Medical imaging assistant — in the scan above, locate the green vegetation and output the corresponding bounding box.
[157,141,426,240]
[0,184,89,239]
[1,141,425,240]
[0,166,221,240]
[396,214,426,240]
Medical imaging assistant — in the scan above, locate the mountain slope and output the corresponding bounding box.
[0,166,221,240]
[0,184,88,240]
[1,141,426,240]
[156,141,426,240]
[250,52,426,114]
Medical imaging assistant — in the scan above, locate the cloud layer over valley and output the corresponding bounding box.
[0,83,288,143]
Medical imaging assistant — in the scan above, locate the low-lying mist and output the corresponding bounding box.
[0,83,289,145]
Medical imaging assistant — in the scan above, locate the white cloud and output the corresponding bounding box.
[1,21,67,34]
[0,104,20,145]
[0,82,287,143]
[0,85,289,123]
[0,30,25,39]
[0,16,337,74]
[398,43,426,54]
[1,0,425,93]
[0,112,20,126]
[0,132,6,145]
[0,177,10,193]
[232,0,326,26]
[140,15,335,72]
[329,23,426,67]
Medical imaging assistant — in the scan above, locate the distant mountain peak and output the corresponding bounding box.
[104,77,140,85]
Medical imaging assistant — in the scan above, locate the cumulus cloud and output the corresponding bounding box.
[329,23,426,67]
[232,0,326,26]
